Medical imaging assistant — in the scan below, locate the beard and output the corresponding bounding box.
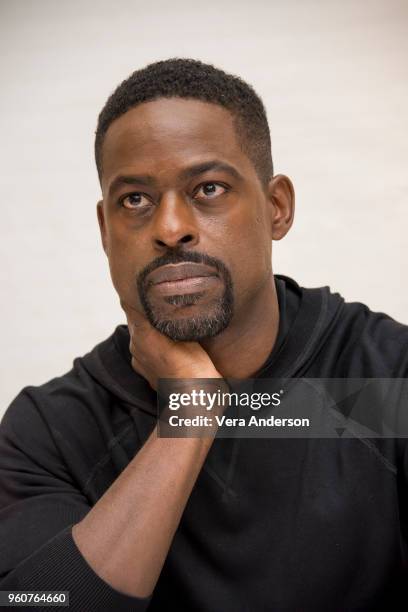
[137,250,234,342]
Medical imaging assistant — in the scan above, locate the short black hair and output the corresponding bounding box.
[95,58,273,185]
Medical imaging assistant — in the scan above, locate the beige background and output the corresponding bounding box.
[1,0,407,416]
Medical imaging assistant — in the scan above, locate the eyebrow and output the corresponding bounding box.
[107,160,244,197]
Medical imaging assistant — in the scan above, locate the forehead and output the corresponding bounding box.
[100,98,255,189]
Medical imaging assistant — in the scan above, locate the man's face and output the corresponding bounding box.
[97,98,278,341]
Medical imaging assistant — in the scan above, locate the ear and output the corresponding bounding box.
[96,200,108,255]
[266,174,295,240]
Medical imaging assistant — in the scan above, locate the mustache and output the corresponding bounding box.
[137,250,230,288]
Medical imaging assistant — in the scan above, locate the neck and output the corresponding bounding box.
[200,273,280,379]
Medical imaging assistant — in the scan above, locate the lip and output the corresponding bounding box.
[146,263,219,286]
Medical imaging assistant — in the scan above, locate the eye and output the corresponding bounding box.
[121,193,151,210]
[194,182,227,199]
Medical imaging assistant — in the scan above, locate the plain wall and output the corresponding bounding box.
[1,0,407,416]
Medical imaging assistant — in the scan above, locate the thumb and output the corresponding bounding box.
[119,298,148,333]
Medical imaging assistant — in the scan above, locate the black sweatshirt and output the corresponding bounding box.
[1,275,408,611]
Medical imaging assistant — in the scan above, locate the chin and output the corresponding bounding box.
[152,315,229,342]
[147,297,233,342]
[139,279,235,342]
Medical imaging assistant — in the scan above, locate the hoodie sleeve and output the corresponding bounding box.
[0,389,152,611]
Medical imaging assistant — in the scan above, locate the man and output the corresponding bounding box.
[0,58,407,611]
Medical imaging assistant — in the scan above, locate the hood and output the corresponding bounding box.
[79,275,345,501]
[79,274,345,413]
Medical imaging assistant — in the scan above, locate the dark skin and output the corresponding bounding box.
[96,97,295,388]
[72,98,295,598]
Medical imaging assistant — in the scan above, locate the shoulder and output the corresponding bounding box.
[324,295,408,377]
[0,357,132,495]
[1,362,111,464]
[341,297,408,353]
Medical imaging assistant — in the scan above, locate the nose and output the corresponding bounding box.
[152,191,199,250]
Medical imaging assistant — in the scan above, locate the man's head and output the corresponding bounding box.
[96,58,294,341]
[95,58,273,187]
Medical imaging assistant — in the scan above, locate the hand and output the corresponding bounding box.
[120,299,222,391]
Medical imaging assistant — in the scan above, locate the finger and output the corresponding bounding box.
[119,299,151,333]
[120,299,176,357]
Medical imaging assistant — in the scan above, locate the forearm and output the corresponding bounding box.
[72,425,215,598]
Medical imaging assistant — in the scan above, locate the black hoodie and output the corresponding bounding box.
[1,275,408,611]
